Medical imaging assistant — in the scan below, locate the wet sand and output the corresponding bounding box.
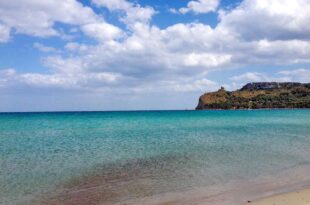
[36,154,195,205]
[249,189,310,205]
[35,156,310,205]
[110,175,310,205]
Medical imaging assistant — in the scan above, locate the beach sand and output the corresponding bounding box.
[248,189,310,205]
[37,185,310,205]
[110,186,310,205]
[36,163,310,205]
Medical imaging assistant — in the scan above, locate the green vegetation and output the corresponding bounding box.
[196,82,310,110]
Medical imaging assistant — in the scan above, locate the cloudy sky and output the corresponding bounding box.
[0,0,309,111]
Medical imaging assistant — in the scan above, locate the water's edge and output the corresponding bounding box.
[0,110,309,205]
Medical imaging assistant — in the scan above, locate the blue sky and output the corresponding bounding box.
[0,0,309,111]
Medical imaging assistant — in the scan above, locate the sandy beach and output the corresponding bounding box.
[249,189,310,205]
[107,183,310,205]
[19,148,310,205]
[36,163,310,205]
[101,186,310,205]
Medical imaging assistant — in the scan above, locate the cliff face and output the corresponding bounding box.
[196,82,310,110]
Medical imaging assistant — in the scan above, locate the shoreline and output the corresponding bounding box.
[109,179,310,205]
[249,189,310,205]
[114,180,310,205]
[195,108,310,111]
[110,162,310,205]
[35,163,310,205]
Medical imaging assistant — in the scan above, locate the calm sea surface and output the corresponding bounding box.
[0,110,309,204]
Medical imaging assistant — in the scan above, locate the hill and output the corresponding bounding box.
[196,82,310,110]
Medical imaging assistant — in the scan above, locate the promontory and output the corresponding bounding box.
[196,82,310,110]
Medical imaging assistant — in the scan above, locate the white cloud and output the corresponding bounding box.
[167,78,219,92]
[230,72,283,82]
[179,0,220,14]
[218,0,310,41]
[229,68,310,91]
[33,43,59,53]
[183,53,231,67]
[0,24,10,42]
[92,0,131,11]
[43,56,86,74]
[39,22,232,82]
[230,70,310,84]
[230,72,263,82]
[0,68,124,90]
[81,23,123,42]
[92,0,155,26]
[0,69,16,87]
[278,68,310,83]
[0,68,16,76]
[168,8,178,14]
[10,13,307,94]
[19,72,122,88]
[0,0,122,42]
[0,0,310,108]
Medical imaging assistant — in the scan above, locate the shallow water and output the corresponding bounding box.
[0,110,309,204]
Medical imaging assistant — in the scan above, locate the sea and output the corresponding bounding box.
[0,110,309,205]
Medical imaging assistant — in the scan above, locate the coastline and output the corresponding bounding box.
[196,107,310,111]
[108,172,310,205]
[115,188,310,205]
[36,162,310,205]
[34,179,310,205]
[1,108,310,114]
[249,189,310,205]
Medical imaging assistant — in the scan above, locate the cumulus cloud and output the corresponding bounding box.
[19,72,123,89]
[230,68,310,85]
[0,24,10,42]
[230,39,310,65]
[37,22,233,83]
[278,68,310,83]
[0,69,16,87]
[93,0,130,10]
[42,56,86,74]
[0,0,310,110]
[230,72,267,82]
[218,0,310,41]
[166,78,219,92]
[179,0,220,14]
[0,68,125,90]
[230,72,291,83]
[81,23,123,41]
[0,0,122,42]
[183,53,231,67]
[92,0,155,26]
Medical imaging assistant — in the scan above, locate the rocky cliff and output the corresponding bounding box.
[196,82,310,110]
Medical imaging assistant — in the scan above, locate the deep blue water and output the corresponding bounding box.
[0,110,309,204]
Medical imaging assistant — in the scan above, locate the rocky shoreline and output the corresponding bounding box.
[196,82,310,110]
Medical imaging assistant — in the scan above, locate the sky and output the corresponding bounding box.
[0,0,309,112]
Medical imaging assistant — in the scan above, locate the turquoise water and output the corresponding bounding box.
[0,110,309,204]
